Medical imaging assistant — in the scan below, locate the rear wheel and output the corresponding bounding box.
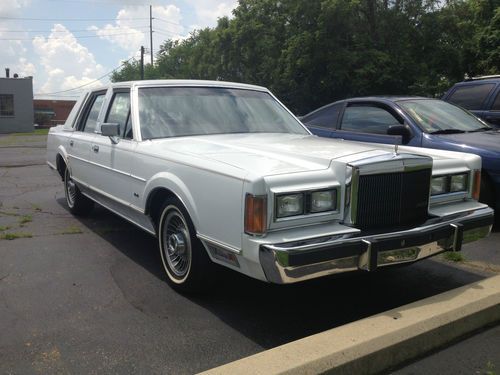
[64,167,94,215]
[158,198,214,293]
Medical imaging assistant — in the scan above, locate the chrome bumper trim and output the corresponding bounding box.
[259,207,494,284]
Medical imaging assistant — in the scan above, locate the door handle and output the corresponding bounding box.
[69,140,74,147]
[92,145,99,153]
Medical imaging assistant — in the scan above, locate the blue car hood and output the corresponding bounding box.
[429,130,500,156]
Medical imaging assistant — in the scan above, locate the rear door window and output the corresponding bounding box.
[447,84,495,110]
[80,93,106,133]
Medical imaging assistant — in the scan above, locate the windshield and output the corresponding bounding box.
[397,99,490,133]
[138,87,308,139]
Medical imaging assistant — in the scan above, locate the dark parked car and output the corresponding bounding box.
[301,97,500,210]
[442,75,500,127]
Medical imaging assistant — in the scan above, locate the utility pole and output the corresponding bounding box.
[149,5,153,66]
[140,46,145,80]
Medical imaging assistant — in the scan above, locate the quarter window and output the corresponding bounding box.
[340,105,401,134]
[447,84,495,110]
[303,103,342,129]
[82,94,105,133]
[0,94,14,116]
[105,92,132,138]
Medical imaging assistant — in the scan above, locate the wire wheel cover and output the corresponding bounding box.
[65,174,77,207]
[162,209,191,278]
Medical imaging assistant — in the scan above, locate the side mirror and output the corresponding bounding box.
[387,124,412,144]
[100,123,120,144]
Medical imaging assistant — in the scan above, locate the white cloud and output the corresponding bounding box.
[90,5,184,64]
[33,24,105,94]
[0,0,30,17]
[184,0,238,26]
[0,23,32,79]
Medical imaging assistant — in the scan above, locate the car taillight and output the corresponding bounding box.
[244,194,267,235]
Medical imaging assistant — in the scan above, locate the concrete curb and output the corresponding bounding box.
[200,274,500,375]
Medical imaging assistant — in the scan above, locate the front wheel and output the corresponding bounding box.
[64,167,94,215]
[158,198,214,293]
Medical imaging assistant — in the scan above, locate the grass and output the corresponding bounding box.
[0,226,10,231]
[58,225,83,235]
[11,128,50,136]
[0,232,33,240]
[485,361,497,375]
[443,251,465,262]
[18,215,33,226]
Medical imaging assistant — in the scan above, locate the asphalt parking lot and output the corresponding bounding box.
[1,132,499,374]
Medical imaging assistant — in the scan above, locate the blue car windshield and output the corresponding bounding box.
[138,86,308,139]
[398,99,491,133]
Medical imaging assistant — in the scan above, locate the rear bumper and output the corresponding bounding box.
[259,207,494,284]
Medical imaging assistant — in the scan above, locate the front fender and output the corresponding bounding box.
[142,172,200,228]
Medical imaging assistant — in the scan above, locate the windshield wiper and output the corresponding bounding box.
[429,129,466,134]
[468,127,492,132]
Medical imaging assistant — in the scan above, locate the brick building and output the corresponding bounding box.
[34,99,76,127]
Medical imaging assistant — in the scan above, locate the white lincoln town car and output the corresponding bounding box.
[47,80,494,292]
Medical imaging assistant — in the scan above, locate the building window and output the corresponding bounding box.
[0,94,14,116]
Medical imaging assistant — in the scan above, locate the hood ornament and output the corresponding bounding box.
[394,143,399,155]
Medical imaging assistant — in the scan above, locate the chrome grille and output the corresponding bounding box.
[355,169,431,230]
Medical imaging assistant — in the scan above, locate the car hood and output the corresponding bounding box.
[146,133,453,177]
[428,130,500,159]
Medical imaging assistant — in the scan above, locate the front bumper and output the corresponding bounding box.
[259,207,494,284]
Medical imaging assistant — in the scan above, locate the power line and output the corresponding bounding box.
[154,26,182,34]
[154,30,179,37]
[0,16,149,21]
[154,17,185,28]
[0,26,150,33]
[35,56,137,96]
[0,31,145,41]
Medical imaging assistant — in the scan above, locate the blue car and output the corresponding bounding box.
[301,97,500,210]
[442,75,500,128]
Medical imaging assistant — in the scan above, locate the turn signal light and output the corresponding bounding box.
[245,194,267,235]
[472,170,481,201]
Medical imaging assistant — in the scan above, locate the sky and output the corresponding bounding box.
[0,0,238,99]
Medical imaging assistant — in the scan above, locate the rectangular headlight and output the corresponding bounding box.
[450,173,468,192]
[431,176,448,195]
[310,189,337,213]
[276,193,304,218]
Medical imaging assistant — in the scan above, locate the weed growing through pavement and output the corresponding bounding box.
[485,361,496,375]
[0,232,33,240]
[18,215,33,226]
[443,251,465,262]
[0,226,10,231]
